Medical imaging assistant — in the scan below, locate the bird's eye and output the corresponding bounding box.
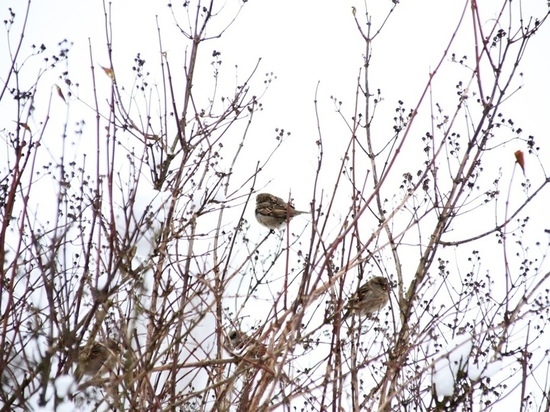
[229,331,237,339]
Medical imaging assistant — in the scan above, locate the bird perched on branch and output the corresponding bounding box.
[225,330,267,358]
[341,276,390,321]
[75,340,119,380]
[255,193,308,229]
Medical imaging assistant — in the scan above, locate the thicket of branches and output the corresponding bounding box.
[1,1,550,411]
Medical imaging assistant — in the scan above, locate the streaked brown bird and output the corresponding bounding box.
[75,340,119,380]
[341,276,390,321]
[225,330,267,358]
[255,193,308,229]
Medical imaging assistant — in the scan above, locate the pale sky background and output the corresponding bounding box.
[4,0,549,199]
[2,0,550,410]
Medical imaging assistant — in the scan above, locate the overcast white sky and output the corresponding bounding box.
[4,0,549,199]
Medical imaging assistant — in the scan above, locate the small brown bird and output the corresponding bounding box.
[341,276,390,321]
[255,193,308,229]
[225,330,267,358]
[75,340,118,380]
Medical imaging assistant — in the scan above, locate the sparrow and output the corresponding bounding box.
[225,330,267,358]
[255,193,308,229]
[75,340,119,379]
[341,276,390,321]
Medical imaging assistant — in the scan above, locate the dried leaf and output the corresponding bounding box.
[19,122,31,132]
[514,150,525,175]
[55,84,66,103]
[101,65,115,81]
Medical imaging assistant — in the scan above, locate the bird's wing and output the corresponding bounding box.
[256,201,276,216]
[256,200,294,218]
